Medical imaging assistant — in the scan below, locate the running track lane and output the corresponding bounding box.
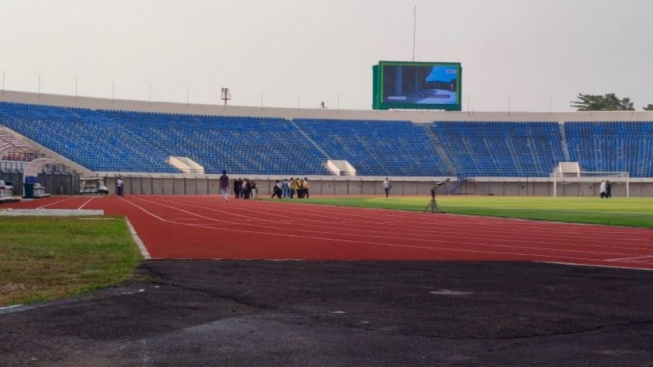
[4,196,653,270]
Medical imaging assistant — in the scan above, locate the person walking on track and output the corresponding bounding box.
[220,170,230,202]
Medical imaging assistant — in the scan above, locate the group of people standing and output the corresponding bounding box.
[219,171,309,202]
[233,178,257,200]
[599,180,612,199]
[272,177,310,199]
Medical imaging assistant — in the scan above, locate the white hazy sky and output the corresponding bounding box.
[1,0,652,112]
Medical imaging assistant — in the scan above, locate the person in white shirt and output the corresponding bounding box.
[599,180,607,199]
[383,177,391,197]
[116,176,124,196]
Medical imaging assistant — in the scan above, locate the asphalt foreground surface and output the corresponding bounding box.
[2,261,653,367]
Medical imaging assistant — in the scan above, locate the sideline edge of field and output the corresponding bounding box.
[0,208,150,312]
[0,208,150,259]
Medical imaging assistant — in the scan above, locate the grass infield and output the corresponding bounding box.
[0,216,141,307]
[275,196,653,229]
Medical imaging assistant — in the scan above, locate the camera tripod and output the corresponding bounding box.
[425,179,450,213]
[425,191,440,213]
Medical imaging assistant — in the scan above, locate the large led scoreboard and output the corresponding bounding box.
[372,61,462,111]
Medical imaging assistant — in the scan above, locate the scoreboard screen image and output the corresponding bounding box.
[373,61,462,111]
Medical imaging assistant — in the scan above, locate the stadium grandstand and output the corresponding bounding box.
[1,90,652,198]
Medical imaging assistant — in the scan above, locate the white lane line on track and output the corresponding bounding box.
[605,255,653,263]
[234,199,653,234]
[119,197,647,266]
[164,196,653,247]
[139,196,653,255]
[78,196,95,210]
[36,197,77,209]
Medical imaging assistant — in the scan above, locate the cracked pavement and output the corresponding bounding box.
[2,260,653,366]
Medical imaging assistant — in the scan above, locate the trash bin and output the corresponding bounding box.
[23,183,34,199]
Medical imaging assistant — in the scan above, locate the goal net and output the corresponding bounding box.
[552,162,629,197]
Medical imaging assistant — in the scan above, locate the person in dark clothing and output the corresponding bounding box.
[303,178,310,198]
[271,180,283,199]
[606,180,612,198]
[233,179,241,199]
[219,170,229,202]
[296,178,304,198]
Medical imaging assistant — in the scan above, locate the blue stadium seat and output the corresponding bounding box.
[295,119,448,176]
[566,121,653,177]
[1,101,651,178]
[431,121,565,177]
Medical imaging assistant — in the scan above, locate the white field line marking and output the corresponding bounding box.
[36,197,76,209]
[124,216,150,260]
[605,255,653,263]
[120,197,637,264]
[77,196,95,210]
[0,304,23,311]
[142,196,653,254]
[172,197,653,246]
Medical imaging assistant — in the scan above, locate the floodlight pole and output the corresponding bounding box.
[412,5,417,61]
[221,87,231,106]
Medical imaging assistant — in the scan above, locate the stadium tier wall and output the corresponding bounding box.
[3,90,653,123]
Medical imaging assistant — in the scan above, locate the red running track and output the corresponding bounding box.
[4,195,653,270]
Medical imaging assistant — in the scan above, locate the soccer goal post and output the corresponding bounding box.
[552,163,629,197]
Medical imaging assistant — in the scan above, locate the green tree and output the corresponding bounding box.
[643,104,653,111]
[571,93,635,111]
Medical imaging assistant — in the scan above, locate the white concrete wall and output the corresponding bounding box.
[96,174,653,197]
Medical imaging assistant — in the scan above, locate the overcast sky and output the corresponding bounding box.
[1,0,652,112]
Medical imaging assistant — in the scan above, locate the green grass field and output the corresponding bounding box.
[286,196,653,228]
[0,217,141,307]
